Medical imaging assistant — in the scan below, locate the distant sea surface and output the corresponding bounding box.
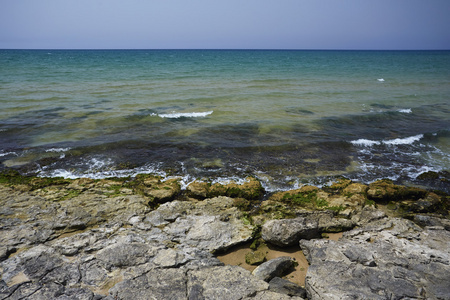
[1,50,449,192]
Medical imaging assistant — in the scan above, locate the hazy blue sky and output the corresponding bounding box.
[1,0,449,49]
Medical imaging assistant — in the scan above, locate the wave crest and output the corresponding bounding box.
[351,134,424,147]
[152,111,213,119]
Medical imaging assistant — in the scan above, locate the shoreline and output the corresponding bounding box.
[0,170,449,299]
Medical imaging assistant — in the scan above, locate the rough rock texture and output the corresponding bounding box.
[269,277,307,298]
[187,177,265,200]
[261,217,321,247]
[245,250,267,265]
[187,265,269,300]
[0,174,448,300]
[0,182,302,300]
[261,212,355,247]
[300,217,450,300]
[252,257,296,282]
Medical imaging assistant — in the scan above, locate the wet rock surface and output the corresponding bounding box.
[0,173,449,299]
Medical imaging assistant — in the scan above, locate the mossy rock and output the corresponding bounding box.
[130,175,181,203]
[145,179,181,203]
[186,177,265,200]
[329,178,352,191]
[278,189,327,210]
[399,192,444,214]
[367,179,427,203]
[269,185,319,203]
[417,171,440,180]
[245,250,267,265]
[0,170,74,191]
[258,200,297,220]
[343,183,369,195]
[186,181,210,199]
[233,198,252,211]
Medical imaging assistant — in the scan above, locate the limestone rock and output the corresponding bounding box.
[316,211,355,232]
[252,256,296,282]
[300,217,450,300]
[413,214,450,230]
[153,248,186,267]
[96,242,157,270]
[109,268,187,300]
[261,216,320,247]
[352,205,387,226]
[188,265,269,300]
[144,178,181,203]
[269,277,307,298]
[186,180,209,199]
[367,179,427,202]
[342,182,368,194]
[243,290,305,299]
[164,214,253,252]
[187,177,265,200]
[1,174,448,300]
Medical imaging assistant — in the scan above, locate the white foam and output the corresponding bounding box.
[45,147,71,153]
[210,176,250,186]
[398,108,412,113]
[157,111,213,119]
[383,134,424,145]
[377,78,385,82]
[0,152,18,157]
[39,161,166,180]
[352,134,424,147]
[350,139,381,147]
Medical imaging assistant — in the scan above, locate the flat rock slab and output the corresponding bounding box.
[109,268,187,299]
[300,218,450,300]
[188,265,269,300]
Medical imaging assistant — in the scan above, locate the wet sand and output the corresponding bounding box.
[216,232,344,287]
[217,243,309,286]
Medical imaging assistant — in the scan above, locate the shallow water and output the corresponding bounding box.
[1,50,449,191]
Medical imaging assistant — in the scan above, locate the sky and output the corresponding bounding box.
[1,0,449,50]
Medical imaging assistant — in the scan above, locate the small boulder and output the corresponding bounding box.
[252,256,296,282]
[245,250,267,265]
[186,181,209,199]
[261,216,320,247]
[367,179,427,202]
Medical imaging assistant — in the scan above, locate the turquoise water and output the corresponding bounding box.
[0,50,449,191]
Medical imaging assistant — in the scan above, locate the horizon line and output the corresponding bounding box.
[1,48,449,51]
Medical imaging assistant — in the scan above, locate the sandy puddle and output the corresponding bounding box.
[216,232,343,287]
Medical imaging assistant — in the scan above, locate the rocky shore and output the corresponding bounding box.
[0,171,449,299]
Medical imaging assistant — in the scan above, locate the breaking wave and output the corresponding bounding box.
[351,134,424,147]
[151,111,213,119]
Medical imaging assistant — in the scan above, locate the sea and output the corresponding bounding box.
[0,50,449,192]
